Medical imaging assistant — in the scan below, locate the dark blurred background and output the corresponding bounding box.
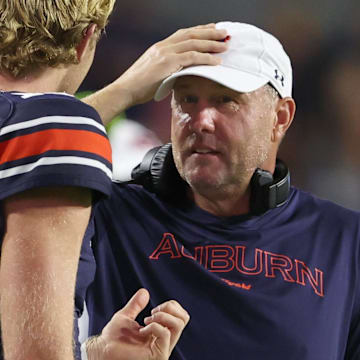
[80,0,360,210]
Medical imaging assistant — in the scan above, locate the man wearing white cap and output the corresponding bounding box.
[78,22,360,359]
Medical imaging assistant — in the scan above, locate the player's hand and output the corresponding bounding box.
[85,288,190,360]
[115,23,228,106]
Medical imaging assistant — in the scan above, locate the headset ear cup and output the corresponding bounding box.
[149,143,180,195]
[250,169,274,214]
[131,145,163,191]
[250,159,290,215]
[131,143,188,202]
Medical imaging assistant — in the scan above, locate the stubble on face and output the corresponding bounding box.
[237,87,276,174]
[171,81,277,200]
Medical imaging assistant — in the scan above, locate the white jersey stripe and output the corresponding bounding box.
[0,116,106,136]
[0,156,112,180]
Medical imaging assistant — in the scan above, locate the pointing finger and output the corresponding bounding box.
[118,288,150,320]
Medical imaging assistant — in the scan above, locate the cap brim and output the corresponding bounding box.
[154,65,268,101]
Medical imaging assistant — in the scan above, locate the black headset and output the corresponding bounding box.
[130,143,290,215]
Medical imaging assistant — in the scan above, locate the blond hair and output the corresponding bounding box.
[0,0,116,78]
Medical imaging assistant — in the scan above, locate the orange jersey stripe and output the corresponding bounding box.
[0,129,112,164]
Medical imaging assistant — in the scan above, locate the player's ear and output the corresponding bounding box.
[76,23,97,62]
[271,97,296,143]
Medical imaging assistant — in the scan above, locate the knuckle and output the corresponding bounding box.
[189,51,198,60]
[169,299,179,307]
[183,51,196,61]
[158,323,170,336]
[210,40,221,49]
[184,311,191,324]
[180,28,195,40]
[155,52,171,67]
[188,38,198,47]
[203,53,215,63]
[185,30,195,40]
[148,322,158,331]
[151,43,163,56]
[167,300,180,312]
[110,311,121,322]
[175,28,184,36]
[174,316,185,328]
[157,55,167,66]
[152,311,164,321]
[157,53,176,68]
[160,299,175,310]
[208,52,216,60]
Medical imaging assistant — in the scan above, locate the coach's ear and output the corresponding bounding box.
[76,23,97,62]
[271,97,296,143]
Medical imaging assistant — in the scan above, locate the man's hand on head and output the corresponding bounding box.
[83,24,228,125]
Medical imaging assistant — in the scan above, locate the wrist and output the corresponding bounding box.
[82,81,133,126]
[112,75,136,109]
[83,335,106,360]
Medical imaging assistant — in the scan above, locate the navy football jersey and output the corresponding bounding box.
[0,91,112,200]
[0,91,112,359]
[79,184,360,359]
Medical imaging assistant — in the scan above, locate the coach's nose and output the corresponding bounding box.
[189,101,216,134]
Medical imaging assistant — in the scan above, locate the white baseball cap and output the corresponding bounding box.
[154,22,292,101]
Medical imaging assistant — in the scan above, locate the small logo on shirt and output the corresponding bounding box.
[221,278,252,291]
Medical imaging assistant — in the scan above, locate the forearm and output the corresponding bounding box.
[0,187,92,360]
[0,249,78,360]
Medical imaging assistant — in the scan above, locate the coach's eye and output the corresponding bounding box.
[182,95,198,104]
[220,95,233,103]
[214,95,235,105]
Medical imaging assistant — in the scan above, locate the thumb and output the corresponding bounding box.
[119,288,150,320]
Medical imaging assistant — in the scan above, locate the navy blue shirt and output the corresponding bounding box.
[78,182,360,359]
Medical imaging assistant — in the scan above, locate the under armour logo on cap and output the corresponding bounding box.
[274,69,285,87]
[154,22,293,101]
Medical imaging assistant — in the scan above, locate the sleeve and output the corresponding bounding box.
[0,92,112,201]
